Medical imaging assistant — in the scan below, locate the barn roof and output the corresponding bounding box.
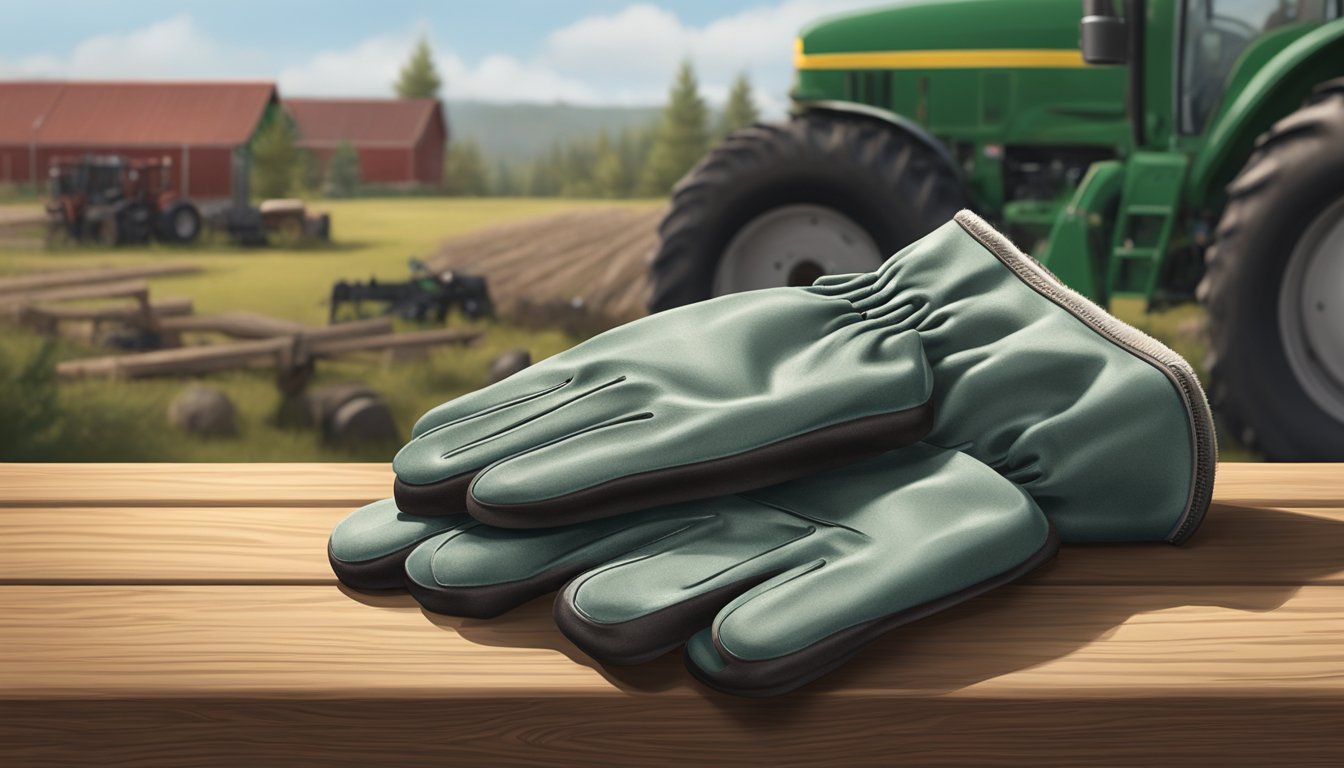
[0,82,65,144]
[0,81,277,147]
[283,98,444,148]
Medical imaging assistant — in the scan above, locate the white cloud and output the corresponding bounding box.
[0,15,266,79]
[540,1,879,112]
[2,2,886,113]
[277,31,601,103]
[276,32,409,96]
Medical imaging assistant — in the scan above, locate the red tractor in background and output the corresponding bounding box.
[45,154,202,246]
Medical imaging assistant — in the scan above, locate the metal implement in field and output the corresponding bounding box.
[329,258,495,325]
[651,0,1344,460]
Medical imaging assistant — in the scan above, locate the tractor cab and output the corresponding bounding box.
[1179,0,1339,134]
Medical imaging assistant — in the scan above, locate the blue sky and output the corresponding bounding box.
[0,1,883,112]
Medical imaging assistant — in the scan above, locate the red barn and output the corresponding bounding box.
[283,98,447,188]
[0,81,277,202]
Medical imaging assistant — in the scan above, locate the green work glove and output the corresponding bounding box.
[329,211,1217,695]
[397,211,1213,543]
[330,445,1057,697]
[808,211,1216,543]
[393,285,936,527]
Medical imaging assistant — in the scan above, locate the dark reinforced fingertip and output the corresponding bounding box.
[392,472,476,517]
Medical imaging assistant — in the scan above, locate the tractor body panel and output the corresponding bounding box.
[794,0,1342,305]
[1187,18,1344,205]
[794,0,1135,219]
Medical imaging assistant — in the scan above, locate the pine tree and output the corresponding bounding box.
[591,131,625,198]
[617,124,655,197]
[443,139,491,196]
[324,141,362,197]
[249,115,299,200]
[293,149,322,196]
[494,160,518,196]
[719,72,761,136]
[639,61,710,196]
[395,37,443,100]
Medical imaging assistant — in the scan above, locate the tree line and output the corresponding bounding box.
[444,63,760,198]
[249,39,761,200]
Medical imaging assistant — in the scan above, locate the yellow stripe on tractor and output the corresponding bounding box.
[793,38,1087,70]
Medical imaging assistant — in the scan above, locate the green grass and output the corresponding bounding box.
[1,197,659,323]
[0,197,658,462]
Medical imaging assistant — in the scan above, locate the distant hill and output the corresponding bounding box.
[444,101,665,164]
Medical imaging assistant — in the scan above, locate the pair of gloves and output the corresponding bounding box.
[329,210,1217,697]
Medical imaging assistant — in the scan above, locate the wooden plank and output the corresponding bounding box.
[1209,462,1344,505]
[0,461,1335,508]
[157,310,306,337]
[0,585,1340,699]
[3,695,1340,767]
[56,336,291,380]
[54,325,476,379]
[158,313,392,340]
[0,262,199,296]
[0,503,1340,587]
[0,278,148,309]
[307,327,479,356]
[0,506,349,584]
[0,463,393,507]
[24,296,194,322]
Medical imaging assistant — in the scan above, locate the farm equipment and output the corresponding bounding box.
[45,154,201,245]
[329,258,495,324]
[652,0,1344,460]
[207,198,331,246]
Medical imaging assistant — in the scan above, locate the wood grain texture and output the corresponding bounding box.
[0,463,395,507]
[0,462,1340,765]
[2,460,1338,505]
[2,698,1341,767]
[0,507,349,583]
[1,502,1341,586]
[1208,462,1344,505]
[1,585,1341,699]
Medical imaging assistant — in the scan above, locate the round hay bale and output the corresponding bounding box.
[167,385,238,438]
[301,382,399,445]
[327,396,398,445]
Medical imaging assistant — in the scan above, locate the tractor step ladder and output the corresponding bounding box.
[1107,153,1189,299]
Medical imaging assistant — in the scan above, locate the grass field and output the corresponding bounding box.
[0,198,659,462]
[0,196,1252,462]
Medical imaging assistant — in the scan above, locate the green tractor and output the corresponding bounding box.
[650,0,1344,460]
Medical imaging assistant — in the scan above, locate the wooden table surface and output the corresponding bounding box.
[0,462,1341,766]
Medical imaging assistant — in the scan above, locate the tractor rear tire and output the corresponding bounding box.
[1197,80,1344,460]
[648,113,964,312]
[162,202,202,244]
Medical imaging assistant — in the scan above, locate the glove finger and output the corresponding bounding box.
[552,499,820,664]
[409,365,573,439]
[402,507,714,619]
[467,332,933,528]
[327,498,469,591]
[394,375,649,515]
[685,524,1059,697]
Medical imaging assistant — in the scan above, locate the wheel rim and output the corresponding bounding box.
[1278,195,1344,423]
[173,209,195,239]
[713,204,883,296]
